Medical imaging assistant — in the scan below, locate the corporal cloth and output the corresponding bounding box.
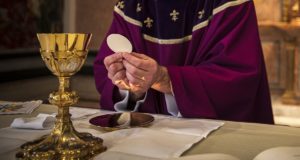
[94,0,274,124]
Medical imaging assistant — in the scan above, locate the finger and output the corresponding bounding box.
[126,71,145,86]
[111,71,131,90]
[122,53,150,69]
[103,53,123,69]
[123,60,147,80]
[112,70,126,82]
[104,53,123,69]
[130,52,149,60]
[108,62,124,76]
[121,80,131,90]
[115,80,131,90]
[108,72,113,80]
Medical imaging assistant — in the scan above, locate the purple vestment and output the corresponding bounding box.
[94,0,274,124]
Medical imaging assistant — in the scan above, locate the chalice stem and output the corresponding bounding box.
[59,77,70,93]
[54,105,72,134]
[54,76,74,133]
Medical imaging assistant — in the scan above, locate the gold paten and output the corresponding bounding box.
[16,33,106,159]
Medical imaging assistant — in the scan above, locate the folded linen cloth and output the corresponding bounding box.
[10,113,55,130]
[9,107,100,130]
[0,100,42,115]
[70,107,99,119]
[98,116,224,159]
[151,118,224,137]
[95,151,240,160]
[107,128,203,159]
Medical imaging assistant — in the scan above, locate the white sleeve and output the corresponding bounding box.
[114,89,129,111]
[164,93,181,117]
[114,89,147,112]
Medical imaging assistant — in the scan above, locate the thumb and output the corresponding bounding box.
[124,52,149,60]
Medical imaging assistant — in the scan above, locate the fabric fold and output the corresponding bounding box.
[10,114,55,130]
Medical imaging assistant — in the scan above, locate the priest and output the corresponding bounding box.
[94,0,274,124]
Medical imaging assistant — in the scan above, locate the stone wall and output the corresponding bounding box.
[253,0,286,93]
[65,0,117,50]
[254,0,282,22]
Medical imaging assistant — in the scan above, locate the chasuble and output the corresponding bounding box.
[94,0,274,124]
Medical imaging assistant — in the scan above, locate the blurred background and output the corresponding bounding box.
[0,0,300,126]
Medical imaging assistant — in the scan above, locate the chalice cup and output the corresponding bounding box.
[16,33,106,159]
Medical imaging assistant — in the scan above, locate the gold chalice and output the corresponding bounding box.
[16,33,106,159]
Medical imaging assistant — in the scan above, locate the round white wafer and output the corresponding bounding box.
[107,34,132,53]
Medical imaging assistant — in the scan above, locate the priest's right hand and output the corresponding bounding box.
[104,53,130,90]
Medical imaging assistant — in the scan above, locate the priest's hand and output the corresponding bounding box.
[122,52,172,100]
[104,53,130,90]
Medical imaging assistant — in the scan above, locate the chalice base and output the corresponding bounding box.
[16,130,106,159]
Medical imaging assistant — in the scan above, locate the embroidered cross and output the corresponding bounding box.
[198,10,205,19]
[170,10,179,22]
[116,1,125,9]
[136,3,142,12]
[144,17,153,28]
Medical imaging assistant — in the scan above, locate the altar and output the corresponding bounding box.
[0,103,299,160]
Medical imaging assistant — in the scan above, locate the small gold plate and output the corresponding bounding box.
[89,112,154,131]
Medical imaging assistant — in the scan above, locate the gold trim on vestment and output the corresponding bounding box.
[114,0,251,44]
[114,6,142,27]
[213,0,250,15]
[192,0,250,32]
[143,34,192,45]
[192,20,210,32]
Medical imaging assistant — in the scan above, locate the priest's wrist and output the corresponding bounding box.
[151,66,172,94]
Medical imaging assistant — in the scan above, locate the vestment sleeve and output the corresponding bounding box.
[167,1,267,120]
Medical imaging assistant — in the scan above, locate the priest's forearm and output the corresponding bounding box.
[151,66,172,94]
